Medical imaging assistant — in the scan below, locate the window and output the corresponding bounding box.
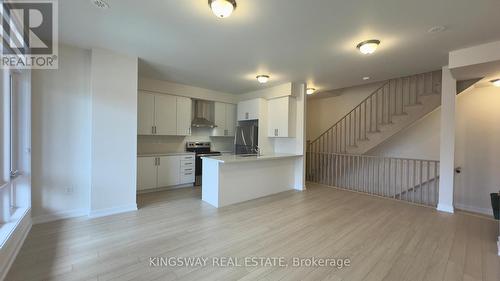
[0,69,30,247]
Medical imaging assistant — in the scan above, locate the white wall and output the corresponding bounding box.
[306,82,385,141]
[368,109,440,160]
[90,48,138,217]
[370,84,500,215]
[454,85,500,215]
[31,44,91,222]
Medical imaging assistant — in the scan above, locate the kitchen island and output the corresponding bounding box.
[201,154,303,208]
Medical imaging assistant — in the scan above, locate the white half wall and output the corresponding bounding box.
[31,44,91,221]
[90,48,138,216]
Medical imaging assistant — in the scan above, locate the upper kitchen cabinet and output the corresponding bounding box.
[237,98,266,121]
[267,96,296,138]
[137,91,191,136]
[155,94,177,135]
[138,91,155,135]
[176,96,192,136]
[212,102,236,137]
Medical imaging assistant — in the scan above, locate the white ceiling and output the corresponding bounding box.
[59,0,500,94]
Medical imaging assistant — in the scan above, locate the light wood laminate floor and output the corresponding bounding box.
[6,183,500,281]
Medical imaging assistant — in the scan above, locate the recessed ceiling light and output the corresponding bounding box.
[491,79,500,87]
[208,0,236,18]
[356,39,381,55]
[256,75,270,84]
[428,25,446,34]
[91,0,110,9]
[363,76,371,80]
[306,88,316,95]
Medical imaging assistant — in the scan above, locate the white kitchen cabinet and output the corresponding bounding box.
[137,154,195,191]
[137,157,158,190]
[237,98,265,121]
[176,96,192,136]
[138,92,155,135]
[138,92,192,136]
[157,156,180,187]
[212,102,236,137]
[267,96,296,138]
[155,94,177,135]
[225,103,236,136]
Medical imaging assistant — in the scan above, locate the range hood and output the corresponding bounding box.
[191,100,217,128]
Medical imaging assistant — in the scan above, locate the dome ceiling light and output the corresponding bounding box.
[306,88,316,95]
[356,39,381,55]
[491,79,500,87]
[208,0,236,18]
[256,75,270,84]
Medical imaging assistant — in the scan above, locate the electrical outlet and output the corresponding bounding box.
[65,187,74,194]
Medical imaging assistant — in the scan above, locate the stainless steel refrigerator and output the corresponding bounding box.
[234,121,258,155]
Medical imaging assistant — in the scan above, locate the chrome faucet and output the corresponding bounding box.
[254,146,261,156]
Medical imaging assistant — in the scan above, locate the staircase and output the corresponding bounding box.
[307,70,442,207]
[308,70,442,155]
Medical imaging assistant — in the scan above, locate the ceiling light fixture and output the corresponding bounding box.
[491,79,500,87]
[208,0,236,18]
[256,75,270,84]
[91,0,110,9]
[363,76,371,81]
[306,88,316,95]
[356,39,381,55]
[428,25,446,34]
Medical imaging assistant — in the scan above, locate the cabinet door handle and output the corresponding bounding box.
[275,129,278,136]
[158,157,161,166]
[245,112,249,119]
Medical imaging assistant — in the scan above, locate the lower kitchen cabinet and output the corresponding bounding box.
[157,156,180,187]
[137,157,157,191]
[137,154,195,191]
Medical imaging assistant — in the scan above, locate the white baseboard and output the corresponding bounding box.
[455,203,493,217]
[0,211,32,281]
[32,208,89,224]
[437,203,455,213]
[88,203,137,218]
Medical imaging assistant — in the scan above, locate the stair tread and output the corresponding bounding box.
[405,102,423,107]
[392,112,408,116]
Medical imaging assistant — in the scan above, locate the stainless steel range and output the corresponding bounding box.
[186,142,221,186]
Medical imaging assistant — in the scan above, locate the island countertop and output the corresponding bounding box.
[201,153,302,163]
